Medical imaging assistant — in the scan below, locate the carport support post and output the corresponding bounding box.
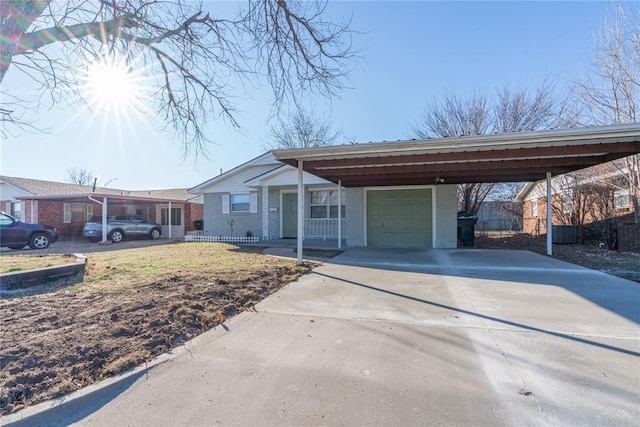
[297,160,304,265]
[338,180,342,249]
[546,172,553,256]
[168,202,172,239]
[102,197,108,242]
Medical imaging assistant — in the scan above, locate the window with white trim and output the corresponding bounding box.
[64,202,91,223]
[310,190,345,219]
[222,193,258,214]
[231,194,250,212]
[531,199,538,217]
[161,207,182,225]
[11,201,23,220]
[562,194,573,215]
[614,188,630,209]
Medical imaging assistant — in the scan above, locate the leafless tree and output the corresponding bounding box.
[573,2,640,223]
[66,167,93,185]
[264,107,342,150]
[413,82,565,214]
[550,165,625,248]
[0,0,358,155]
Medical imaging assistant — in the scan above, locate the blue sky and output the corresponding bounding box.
[0,1,613,190]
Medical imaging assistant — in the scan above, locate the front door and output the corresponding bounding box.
[282,193,297,238]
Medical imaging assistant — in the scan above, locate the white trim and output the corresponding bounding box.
[261,186,269,239]
[222,194,230,214]
[432,187,437,248]
[63,203,71,223]
[297,161,304,265]
[274,124,640,161]
[189,152,277,193]
[250,193,258,213]
[546,172,553,256]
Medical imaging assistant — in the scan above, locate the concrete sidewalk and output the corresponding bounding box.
[4,248,639,426]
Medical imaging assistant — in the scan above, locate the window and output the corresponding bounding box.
[64,202,89,223]
[614,188,630,209]
[11,202,23,220]
[231,194,250,212]
[161,208,182,226]
[310,190,345,219]
[562,194,573,215]
[531,200,538,217]
[222,193,257,214]
[71,203,86,221]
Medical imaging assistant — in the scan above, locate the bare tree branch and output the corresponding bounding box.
[413,83,565,214]
[264,107,342,150]
[66,167,93,185]
[1,0,359,158]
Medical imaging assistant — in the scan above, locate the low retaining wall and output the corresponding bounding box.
[1,254,87,291]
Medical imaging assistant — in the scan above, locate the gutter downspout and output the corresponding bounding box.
[88,195,108,242]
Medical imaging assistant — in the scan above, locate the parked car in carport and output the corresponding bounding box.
[83,215,162,243]
[0,212,59,250]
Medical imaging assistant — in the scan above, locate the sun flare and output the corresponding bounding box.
[84,57,139,110]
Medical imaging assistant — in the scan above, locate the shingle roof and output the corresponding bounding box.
[129,188,201,202]
[0,176,200,202]
[0,176,127,196]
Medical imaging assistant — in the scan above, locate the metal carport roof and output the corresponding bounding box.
[272,124,640,186]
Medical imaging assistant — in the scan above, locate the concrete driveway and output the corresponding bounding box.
[4,248,639,426]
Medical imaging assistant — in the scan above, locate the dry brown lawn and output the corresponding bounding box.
[0,242,313,415]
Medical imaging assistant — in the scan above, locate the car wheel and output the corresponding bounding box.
[29,233,51,249]
[149,228,161,240]
[109,230,124,243]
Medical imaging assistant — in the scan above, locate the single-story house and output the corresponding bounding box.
[516,156,638,250]
[190,152,457,248]
[190,124,640,258]
[475,201,523,232]
[0,176,204,240]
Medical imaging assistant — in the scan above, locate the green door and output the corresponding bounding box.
[367,189,433,247]
[282,193,298,238]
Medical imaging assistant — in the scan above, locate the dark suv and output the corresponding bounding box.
[83,215,162,243]
[0,212,59,250]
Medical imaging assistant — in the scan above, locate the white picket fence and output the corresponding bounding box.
[184,234,261,244]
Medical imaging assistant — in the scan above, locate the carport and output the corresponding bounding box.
[273,124,640,264]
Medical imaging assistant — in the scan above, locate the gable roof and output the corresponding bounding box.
[189,152,280,193]
[515,156,634,201]
[0,176,126,196]
[1,176,199,203]
[273,124,640,187]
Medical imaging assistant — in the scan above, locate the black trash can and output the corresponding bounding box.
[194,220,204,231]
[457,211,478,246]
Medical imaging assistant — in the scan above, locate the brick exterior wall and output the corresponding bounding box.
[184,203,204,232]
[618,223,640,253]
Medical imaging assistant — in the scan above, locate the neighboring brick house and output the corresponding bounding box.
[0,176,203,240]
[516,157,638,250]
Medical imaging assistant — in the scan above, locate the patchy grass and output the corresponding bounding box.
[0,242,314,414]
[0,254,76,274]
